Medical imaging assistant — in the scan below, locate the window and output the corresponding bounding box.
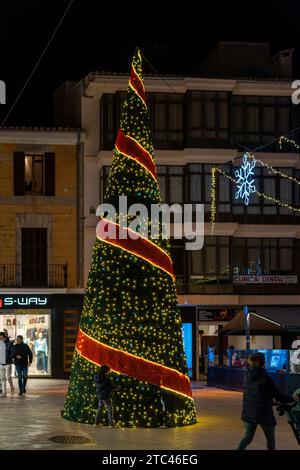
[169,166,184,203]
[262,167,276,215]
[218,164,231,212]
[21,228,48,286]
[279,168,293,215]
[189,164,202,204]
[188,91,229,146]
[0,310,51,376]
[157,166,184,204]
[247,97,260,144]
[14,152,55,196]
[100,165,184,205]
[204,164,212,213]
[232,96,291,148]
[232,238,294,275]
[187,163,230,215]
[100,92,184,150]
[25,155,43,194]
[191,237,230,284]
[232,164,297,221]
[149,93,184,148]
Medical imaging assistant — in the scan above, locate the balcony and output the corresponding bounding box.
[0,264,68,288]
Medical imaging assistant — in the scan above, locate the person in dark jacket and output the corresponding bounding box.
[94,365,118,427]
[237,352,299,450]
[12,335,33,396]
[0,331,15,396]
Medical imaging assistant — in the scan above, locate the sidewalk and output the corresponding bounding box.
[0,379,298,450]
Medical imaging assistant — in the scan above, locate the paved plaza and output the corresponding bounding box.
[0,379,298,450]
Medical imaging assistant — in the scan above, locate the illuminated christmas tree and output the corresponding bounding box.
[62,48,197,427]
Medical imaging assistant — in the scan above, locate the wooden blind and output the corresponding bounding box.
[63,309,81,373]
[13,152,25,195]
[44,152,55,196]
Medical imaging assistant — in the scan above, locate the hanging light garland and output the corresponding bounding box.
[210,167,300,236]
[209,133,300,234]
[210,167,217,236]
[245,151,300,186]
[279,135,300,151]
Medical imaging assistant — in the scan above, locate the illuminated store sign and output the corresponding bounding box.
[0,295,50,309]
[182,323,193,378]
[233,275,298,284]
[197,308,238,322]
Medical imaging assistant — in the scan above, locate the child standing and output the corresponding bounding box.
[94,365,117,427]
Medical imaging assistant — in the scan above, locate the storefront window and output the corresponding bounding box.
[0,310,51,376]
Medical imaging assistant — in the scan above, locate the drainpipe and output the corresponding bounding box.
[76,130,83,288]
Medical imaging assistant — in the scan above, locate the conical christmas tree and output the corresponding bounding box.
[62,48,197,427]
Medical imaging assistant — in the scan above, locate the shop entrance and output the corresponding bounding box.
[199,323,228,374]
[0,309,51,376]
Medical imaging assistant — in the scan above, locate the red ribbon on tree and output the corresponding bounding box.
[130,64,146,106]
[96,218,175,280]
[116,128,157,180]
[76,328,192,398]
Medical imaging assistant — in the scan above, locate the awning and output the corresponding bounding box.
[220,306,300,335]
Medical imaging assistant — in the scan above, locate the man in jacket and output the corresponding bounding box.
[12,335,33,396]
[0,331,15,397]
[237,352,299,450]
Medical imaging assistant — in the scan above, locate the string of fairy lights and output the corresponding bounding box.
[210,135,300,236]
[63,48,197,428]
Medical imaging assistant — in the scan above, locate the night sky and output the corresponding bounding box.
[0,0,299,126]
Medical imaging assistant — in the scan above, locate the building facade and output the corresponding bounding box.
[0,127,85,377]
[54,42,300,379]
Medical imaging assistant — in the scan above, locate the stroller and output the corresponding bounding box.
[275,388,300,446]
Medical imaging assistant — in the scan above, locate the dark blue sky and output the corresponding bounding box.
[0,0,299,126]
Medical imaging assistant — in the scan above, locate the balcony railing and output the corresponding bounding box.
[0,264,68,288]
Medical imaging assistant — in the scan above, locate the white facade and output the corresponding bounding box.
[61,74,300,313]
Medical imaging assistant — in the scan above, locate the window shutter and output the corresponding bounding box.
[13,152,25,195]
[44,152,55,196]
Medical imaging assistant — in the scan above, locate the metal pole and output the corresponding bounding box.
[244,305,250,351]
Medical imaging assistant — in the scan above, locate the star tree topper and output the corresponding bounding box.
[235,153,257,205]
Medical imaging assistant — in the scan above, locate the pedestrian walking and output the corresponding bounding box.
[94,365,118,427]
[12,335,33,396]
[0,331,15,397]
[237,352,299,450]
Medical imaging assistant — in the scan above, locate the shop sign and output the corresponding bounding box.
[197,308,238,322]
[198,310,214,320]
[233,275,298,284]
[0,295,51,309]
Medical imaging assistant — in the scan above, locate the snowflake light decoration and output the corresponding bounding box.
[235,153,257,205]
